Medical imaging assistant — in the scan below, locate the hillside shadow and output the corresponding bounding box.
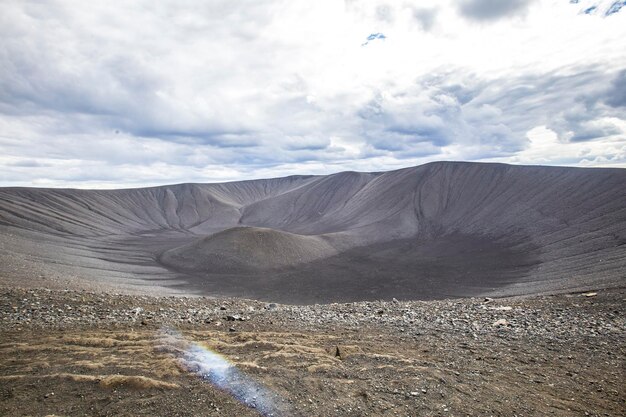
[164,233,541,304]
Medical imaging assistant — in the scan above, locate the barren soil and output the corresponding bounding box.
[1,162,625,416]
[1,287,624,416]
[1,162,625,302]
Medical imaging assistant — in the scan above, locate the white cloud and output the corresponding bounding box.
[485,124,626,167]
[0,0,625,188]
[457,0,537,21]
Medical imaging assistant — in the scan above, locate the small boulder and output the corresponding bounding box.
[492,318,509,327]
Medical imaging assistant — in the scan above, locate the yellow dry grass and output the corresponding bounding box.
[0,373,179,389]
[98,375,179,390]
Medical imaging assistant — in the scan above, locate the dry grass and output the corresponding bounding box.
[235,361,265,371]
[61,336,120,348]
[306,363,337,373]
[98,375,179,390]
[0,373,93,382]
[0,373,179,390]
[73,360,105,370]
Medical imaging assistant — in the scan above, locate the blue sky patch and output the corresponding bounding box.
[606,1,625,15]
[362,33,386,46]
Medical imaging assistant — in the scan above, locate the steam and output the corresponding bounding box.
[158,328,282,416]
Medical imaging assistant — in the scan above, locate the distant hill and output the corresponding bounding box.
[1,162,624,303]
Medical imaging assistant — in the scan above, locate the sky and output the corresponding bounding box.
[1,0,625,188]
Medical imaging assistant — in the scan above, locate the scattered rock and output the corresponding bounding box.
[226,315,246,321]
[0,286,624,417]
[330,344,363,360]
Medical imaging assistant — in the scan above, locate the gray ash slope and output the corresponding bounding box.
[1,162,625,303]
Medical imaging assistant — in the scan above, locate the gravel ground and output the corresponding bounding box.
[1,286,624,416]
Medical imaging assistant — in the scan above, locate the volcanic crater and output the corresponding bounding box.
[1,161,624,303]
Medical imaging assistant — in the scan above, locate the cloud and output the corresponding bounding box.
[605,69,626,108]
[4,159,52,168]
[375,4,393,22]
[359,67,625,151]
[0,0,624,188]
[457,0,536,21]
[412,7,438,31]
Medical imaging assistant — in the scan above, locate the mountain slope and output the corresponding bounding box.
[0,162,624,303]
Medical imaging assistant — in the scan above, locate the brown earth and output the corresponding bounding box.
[1,286,624,416]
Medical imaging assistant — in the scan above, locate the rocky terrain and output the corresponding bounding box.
[1,286,624,416]
[1,162,625,416]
